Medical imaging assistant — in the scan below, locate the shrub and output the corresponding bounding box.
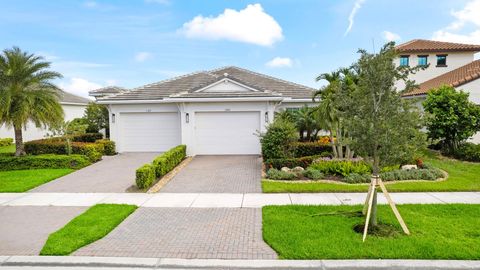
[291,141,332,157]
[381,165,400,173]
[380,168,444,181]
[135,164,156,189]
[95,139,116,155]
[449,142,480,162]
[266,168,297,180]
[152,145,187,178]
[302,168,324,180]
[344,173,371,183]
[310,158,371,176]
[260,119,297,160]
[71,133,103,143]
[72,143,103,162]
[0,154,90,171]
[25,138,104,162]
[0,138,13,147]
[264,155,323,170]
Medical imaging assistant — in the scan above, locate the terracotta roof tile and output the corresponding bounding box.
[403,60,480,97]
[396,39,480,53]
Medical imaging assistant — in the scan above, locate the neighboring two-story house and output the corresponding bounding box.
[397,39,480,143]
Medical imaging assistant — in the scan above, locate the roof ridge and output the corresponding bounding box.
[209,66,316,91]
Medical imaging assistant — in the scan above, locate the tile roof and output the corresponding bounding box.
[396,39,480,53]
[89,86,127,94]
[403,60,480,97]
[59,90,91,104]
[100,66,315,101]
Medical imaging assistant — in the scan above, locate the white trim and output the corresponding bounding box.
[194,78,260,92]
[98,96,284,104]
[60,102,89,106]
[281,98,318,103]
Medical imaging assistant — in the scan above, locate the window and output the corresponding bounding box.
[437,55,447,66]
[418,55,428,66]
[399,55,409,66]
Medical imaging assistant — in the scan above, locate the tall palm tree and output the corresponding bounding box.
[0,47,64,156]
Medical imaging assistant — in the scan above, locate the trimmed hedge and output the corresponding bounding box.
[309,158,371,177]
[0,138,13,147]
[265,154,328,170]
[380,168,444,181]
[266,168,297,180]
[25,138,104,162]
[0,154,90,171]
[95,139,116,155]
[152,145,187,178]
[135,164,156,189]
[291,142,332,158]
[71,133,103,143]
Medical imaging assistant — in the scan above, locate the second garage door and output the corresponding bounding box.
[120,112,181,152]
[195,111,261,155]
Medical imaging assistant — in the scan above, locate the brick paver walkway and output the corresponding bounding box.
[0,206,86,255]
[31,152,159,193]
[75,208,277,259]
[160,155,262,193]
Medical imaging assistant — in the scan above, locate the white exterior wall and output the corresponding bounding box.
[395,52,475,90]
[0,103,87,142]
[459,79,480,104]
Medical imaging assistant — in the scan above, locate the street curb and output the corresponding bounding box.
[0,256,479,269]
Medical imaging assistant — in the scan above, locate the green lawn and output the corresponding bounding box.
[40,204,138,256]
[263,204,480,259]
[262,155,480,192]
[0,144,15,153]
[0,168,74,192]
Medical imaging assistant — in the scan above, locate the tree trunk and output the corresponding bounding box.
[13,124,26,156]
[336,127,343,158]
[329,130,338,158]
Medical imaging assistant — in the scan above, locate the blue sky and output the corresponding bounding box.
[1,0,479,98]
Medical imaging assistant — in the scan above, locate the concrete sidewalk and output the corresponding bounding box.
[1,192,480,208]
[0,256,479,269]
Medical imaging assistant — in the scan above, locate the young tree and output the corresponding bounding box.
[423,85,480,154]
[84,102,109,136]
[348,43,426,226]
[0,47,64,156]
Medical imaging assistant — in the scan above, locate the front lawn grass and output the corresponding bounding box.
[40,204,138,256]
[263,204,480,259]
[0,168,74,192]
[0,144,15,153]
[262,154,480,192]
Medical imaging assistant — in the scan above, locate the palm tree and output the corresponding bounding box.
[0,47,64,156]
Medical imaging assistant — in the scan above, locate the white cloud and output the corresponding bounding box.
[382,31,401,42]
[181,3,283,46]
[134,52,153,62]
[59,77,102,98]
[432,0,480,44]
[344,0,366,36]
[266,57,293,68]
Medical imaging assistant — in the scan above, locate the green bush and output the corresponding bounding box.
[449,142,480,162]
[0,138,13,147]
[380,168,444,181]
[73,143,103,162]
[25,138,103,162]
[291,142,332,158]
[260,119,297,160]
[266,168,297,180]
[71,133,103,143]
[135,164,156,189]
[0,154,90,171]
[310,158,371,177]
[343,173,371,183]
[302,168,324,180]
[264,155,324,170]
[95,139,116,155]
[153,145,187,178]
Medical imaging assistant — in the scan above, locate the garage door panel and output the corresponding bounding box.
[120,112,180,152]
[195,112,260,155]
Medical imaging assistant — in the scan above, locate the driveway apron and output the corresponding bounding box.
[160,155,262,193]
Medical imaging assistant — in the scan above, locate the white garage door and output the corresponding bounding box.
[120,112,180,152]
[195,111,261,155]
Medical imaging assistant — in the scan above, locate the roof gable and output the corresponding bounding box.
[196,77,259,93]
[396,39,480,53]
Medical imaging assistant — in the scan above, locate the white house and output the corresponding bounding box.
[397,39,480,143]
[95,66,315,155]
[0,91,90,142]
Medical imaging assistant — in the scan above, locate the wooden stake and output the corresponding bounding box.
[362,178,374,215]
[377,178,410,235]
[362,177,376,242]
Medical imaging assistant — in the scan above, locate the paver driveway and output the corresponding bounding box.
[160,155,262,193]
[75,208,277,259]
[31,153,159,193]
[0,206,86,255]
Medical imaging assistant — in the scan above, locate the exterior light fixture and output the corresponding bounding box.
[112,113,116,123]
[186,113,189,123]
[265,112,269,123]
